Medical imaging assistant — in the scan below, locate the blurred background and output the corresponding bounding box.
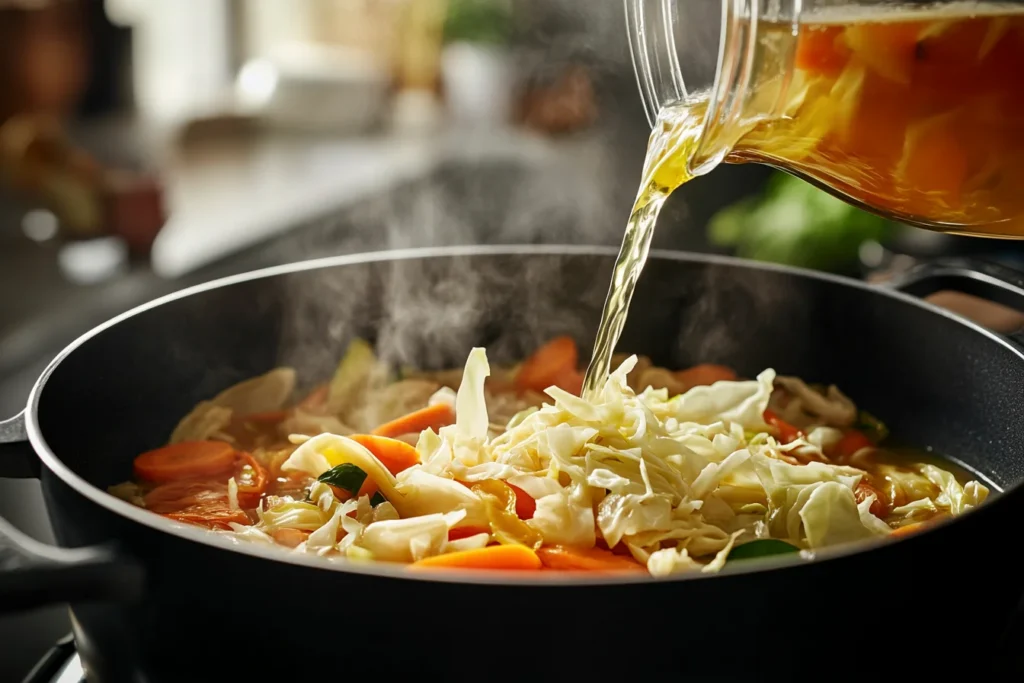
[2,1,1024,677]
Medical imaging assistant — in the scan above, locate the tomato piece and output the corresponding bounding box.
[854,479,889,518]
[146,480,252,530]
[763,409,803,444]
[234,452,269,509]
[448,526,491,542]
[506,483,536,520]
[832,429,875,460]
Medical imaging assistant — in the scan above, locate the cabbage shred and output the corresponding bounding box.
[222,348,989,575]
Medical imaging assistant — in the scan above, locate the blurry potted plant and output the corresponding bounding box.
[441,0,515,126]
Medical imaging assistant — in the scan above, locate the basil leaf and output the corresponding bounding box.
[318,463,367,495]
[727,539,801,563]
[369,491,387,507]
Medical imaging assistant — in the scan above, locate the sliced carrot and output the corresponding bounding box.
[890,522,928,539]
[506,483,536,520]
[675,364,737,388]
[372,403,456,439]
[271,528,311,548]
[833,429,875,460]
[763,409,803,444]
[796,25,851,76]
[134,441,238,483]
[349,434,421,476]
[515,336,579,393]
[234,452,269,509]
[409,545,542,571]
[537,545,646,572]
[448,526,491,541]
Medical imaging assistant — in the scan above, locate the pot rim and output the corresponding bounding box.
[21,244,1024,585]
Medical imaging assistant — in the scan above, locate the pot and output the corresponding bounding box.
[2,246,1024,681]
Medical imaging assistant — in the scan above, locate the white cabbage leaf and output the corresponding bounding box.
[212,368,296,414]
[356,510,466,563]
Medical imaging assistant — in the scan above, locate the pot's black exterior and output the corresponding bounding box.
[5,248,1024,681]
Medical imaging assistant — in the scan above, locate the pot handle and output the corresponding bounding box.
[883,257,1024,343]
[884,257,1024,310]
[0,410,41,478]
[0,514,143,614]
[0,414,144,614]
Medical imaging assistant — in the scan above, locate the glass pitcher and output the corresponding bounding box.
[626,0,1024,238]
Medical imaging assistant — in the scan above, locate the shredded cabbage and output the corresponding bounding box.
[207,346,989,573]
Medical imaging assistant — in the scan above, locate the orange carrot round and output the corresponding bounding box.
[372,403,455,439]
[133,441,238,483]
[409,545,542,571]
[515,336,579,393]
[537,545,647,573]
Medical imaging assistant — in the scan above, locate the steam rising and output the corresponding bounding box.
[215,1,778,387]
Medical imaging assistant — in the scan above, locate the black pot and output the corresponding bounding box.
[2,247,1024,682]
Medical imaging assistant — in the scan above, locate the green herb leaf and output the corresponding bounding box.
[318,463,368,495]
[369,491,387,507]
[727,539,801,563]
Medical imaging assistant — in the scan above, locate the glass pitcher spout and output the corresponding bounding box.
[627,0,1024,238]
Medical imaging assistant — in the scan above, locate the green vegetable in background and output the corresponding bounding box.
[444,0,513,45]
[370,491,388,507]
[709,171,895,272]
